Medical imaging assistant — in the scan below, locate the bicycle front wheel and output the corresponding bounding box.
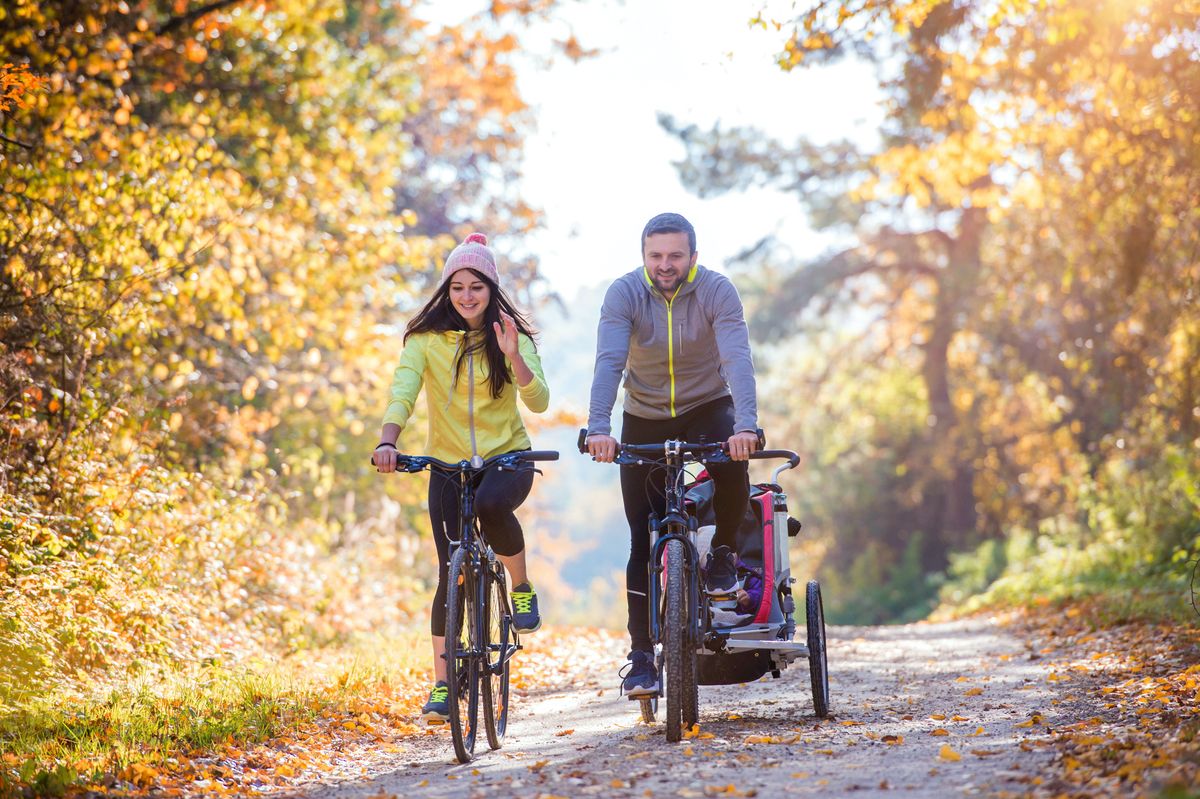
[445,546,480,763]
[663,537,694,743]
[482,565,511,749]
[681,559,699,730]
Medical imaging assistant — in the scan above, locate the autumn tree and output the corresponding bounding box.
[0,0,559,691]
[666,0,1200,620]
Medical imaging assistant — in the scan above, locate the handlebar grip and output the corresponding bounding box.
[371,452,412,468]
[522,450,560,462]
[749,449,800,469]
[577,428,589,454]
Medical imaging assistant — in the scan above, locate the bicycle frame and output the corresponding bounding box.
[589,435,804,665]
[443,467,510,678]
[394,451,556,675]
[579,431,826,726]
[644,441,709,656]
[378,448,558,761]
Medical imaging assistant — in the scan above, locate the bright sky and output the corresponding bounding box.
[411,0,888,597]
[509,0,885,297]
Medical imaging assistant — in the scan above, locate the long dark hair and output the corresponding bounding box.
[404,269,537,399]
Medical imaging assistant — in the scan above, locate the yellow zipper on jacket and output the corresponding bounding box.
[665,288,680,416]
[468,348,481,465]
[645,266,697,418]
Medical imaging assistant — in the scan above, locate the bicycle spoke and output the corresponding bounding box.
[483,567,511,749]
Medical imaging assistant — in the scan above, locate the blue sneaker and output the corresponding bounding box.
[511,582,541,633]
[421,681,449,725]
[619,650,659,698]
[704,545,741,595]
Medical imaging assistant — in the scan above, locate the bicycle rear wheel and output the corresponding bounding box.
[482,566,512,749]
[445,546,480,762]
[806,579,830,718]
[663,538,694,742]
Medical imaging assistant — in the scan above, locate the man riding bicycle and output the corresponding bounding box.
[584,212,759,698]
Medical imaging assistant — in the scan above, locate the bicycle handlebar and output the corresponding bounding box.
[618,440,727,457]
[576,428,799,469]
[371,449,559,472]
[751,450,801,469]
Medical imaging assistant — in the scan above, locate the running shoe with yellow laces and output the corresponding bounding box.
[421,680,450,725]
[510,582,541,633]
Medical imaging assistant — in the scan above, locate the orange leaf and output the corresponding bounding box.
[938,745,962,762]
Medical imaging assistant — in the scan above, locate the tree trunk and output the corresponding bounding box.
[918,206,986,571]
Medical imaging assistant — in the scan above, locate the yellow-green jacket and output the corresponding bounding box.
[383,330,549,462]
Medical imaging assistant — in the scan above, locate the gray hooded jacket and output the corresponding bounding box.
[587,265,758,436]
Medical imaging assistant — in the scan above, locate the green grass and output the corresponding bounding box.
[0,630,428,796]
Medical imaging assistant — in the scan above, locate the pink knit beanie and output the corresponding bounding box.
[441,233,499,285]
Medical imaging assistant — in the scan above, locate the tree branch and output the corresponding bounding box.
[155,0,245,37]
[0,131,34,149]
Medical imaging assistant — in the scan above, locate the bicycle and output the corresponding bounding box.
[579,430,829,742]
[373,448,559,763]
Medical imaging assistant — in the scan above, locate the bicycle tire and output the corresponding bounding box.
[663,538,689,742]
[681,552,699,730]
[445,546,480,762]
[482,565,511,749]
[806,579,831,718]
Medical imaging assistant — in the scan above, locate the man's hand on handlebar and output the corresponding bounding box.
[586,433,618,463]
[727,431,759,462]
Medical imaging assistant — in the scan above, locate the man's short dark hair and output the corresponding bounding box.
[641,212,696,255]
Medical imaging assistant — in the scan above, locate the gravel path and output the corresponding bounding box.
[296,617,1066,799]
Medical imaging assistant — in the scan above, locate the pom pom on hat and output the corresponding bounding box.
[442,232,499,285]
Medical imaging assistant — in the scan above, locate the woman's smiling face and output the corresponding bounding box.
[448,271,491,329]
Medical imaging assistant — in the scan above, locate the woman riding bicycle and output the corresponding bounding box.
[373,232,550,725]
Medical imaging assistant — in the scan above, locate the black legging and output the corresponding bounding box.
[428,455,534,637]
[620,396,750,651]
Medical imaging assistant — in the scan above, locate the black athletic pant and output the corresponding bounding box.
[428,455,534,637]
[621,396,750,652]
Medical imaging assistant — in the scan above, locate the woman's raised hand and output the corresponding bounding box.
[493,311,520,360]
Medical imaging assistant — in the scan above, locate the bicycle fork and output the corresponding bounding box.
[646,515,703,658]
